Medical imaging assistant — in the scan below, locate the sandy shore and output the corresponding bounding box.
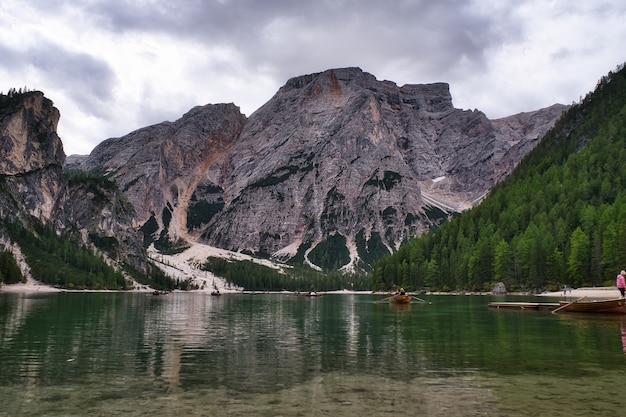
[2,283,621,299]
[0,277,61,293]
[538,286,622,299]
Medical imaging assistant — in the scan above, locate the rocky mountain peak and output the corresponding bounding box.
[0,91,66,225]
[75,68,568,271]
[0,91,65,176]
[400,82,453,113]
[279,67,453,114]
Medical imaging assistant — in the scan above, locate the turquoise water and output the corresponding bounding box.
[1,292,625,416]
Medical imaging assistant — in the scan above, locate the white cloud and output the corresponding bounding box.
[1,0,624,155]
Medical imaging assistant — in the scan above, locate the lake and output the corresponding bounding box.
[1,292,625,416]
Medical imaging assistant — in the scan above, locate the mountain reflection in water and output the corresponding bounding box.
[1,292,626,416]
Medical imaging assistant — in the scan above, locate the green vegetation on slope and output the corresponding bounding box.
[372,63,626,293]
[0,251,24,284]
[125,261,197,291]
[308,234,351,271]
[4,221,128,290]
[201,256,370,291]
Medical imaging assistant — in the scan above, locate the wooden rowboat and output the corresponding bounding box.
[489,298,626,314]
[375,294,430,305]
[391,294,412,304]
[558,298,626,314]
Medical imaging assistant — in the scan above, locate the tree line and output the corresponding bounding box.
[4,221,128,290]
[0,87,35,109]
[0,250,24,285]
[202,256,370,291]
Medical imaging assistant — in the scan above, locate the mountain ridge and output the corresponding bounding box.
[69,67,567,271]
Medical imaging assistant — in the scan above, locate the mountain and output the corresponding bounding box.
[69,67,567,272]
[371,63,626,292]
[0,90,65,226]
[0,91,149,288]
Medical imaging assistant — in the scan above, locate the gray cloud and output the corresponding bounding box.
[68,0,504,82]
[2,0,625,154]
[0,37,116,118]
[27,43,116,113]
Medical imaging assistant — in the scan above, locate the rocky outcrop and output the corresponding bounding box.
[0,91,148,274]
[78,103,246,249]
[0,92,65,174]
[491,104,569,182]
[0,91,66,227]
[64,174,147,272]
[76,68,568,271]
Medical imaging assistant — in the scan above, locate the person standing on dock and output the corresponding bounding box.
[616,270,626,298]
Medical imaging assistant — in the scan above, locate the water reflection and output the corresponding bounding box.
[555,312,626,355]
[621,320,626,353]
[2,293,626,416]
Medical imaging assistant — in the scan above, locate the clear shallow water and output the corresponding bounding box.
[1,292,625,416]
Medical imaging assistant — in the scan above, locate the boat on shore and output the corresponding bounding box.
[558,297,626,314]
[489,297,626,314]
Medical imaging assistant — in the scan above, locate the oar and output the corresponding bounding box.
[411,296,431,304]
[551,296,586,314]
[374,296,393,304]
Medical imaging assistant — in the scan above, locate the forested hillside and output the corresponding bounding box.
[372,63,626,293]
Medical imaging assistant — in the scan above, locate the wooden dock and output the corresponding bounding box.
[488,301,560,311]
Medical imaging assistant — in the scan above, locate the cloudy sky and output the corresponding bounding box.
[1,0,624,156]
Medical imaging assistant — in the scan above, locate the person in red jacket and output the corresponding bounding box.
[616,270,626,298]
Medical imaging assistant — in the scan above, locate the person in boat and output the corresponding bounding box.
[398,288,406,295]
[617,270,626,298]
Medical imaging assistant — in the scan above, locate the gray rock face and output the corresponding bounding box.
[198,68,566,268]
[82,103,246,246]
[0,92,148,274]
[0,92,65,173]
[0,92,66,226]
[79,68,567,270]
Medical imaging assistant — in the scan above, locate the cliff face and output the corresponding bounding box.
[0,92,147,274]
[0,92,65,174]
[0,92,66,226]
[74,103,247,249]
[76,68,567,270]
